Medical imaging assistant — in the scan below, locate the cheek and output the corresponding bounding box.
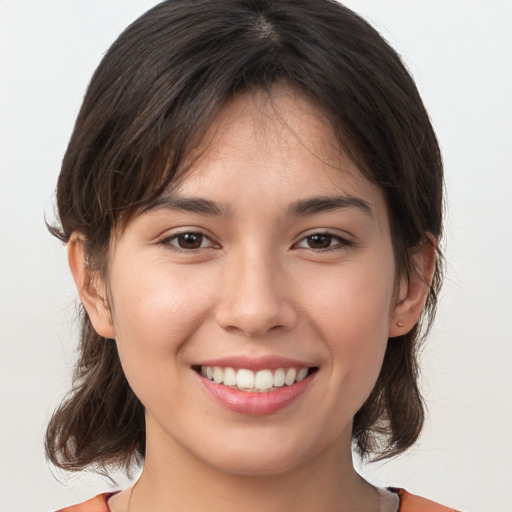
[108,261,215,373]
[305,260,394,386]
[306,257,394,329]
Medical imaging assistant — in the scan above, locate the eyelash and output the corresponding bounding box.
[158,231,217,252]
[158,230,352,253]
[293,232,353,252]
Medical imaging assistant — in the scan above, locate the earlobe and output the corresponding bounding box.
[389,238,437,338]
[67,234,115,339]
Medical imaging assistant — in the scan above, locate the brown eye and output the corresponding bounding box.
[171,232,209,250]
[295,232,350,251]
[180,233,202,249]
[306,234,334,249]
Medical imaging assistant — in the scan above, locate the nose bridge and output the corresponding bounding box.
[216,243,296,337]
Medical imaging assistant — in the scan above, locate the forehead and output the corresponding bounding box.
[166,86,387,222]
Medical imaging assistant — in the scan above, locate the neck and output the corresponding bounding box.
[126,421,380,512]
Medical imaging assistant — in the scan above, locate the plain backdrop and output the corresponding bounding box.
[1,1,511,511]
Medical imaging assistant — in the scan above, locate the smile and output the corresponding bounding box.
[199,366,312,392]
[194,362,318,416]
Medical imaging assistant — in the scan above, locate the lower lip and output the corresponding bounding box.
[197,372,314,416]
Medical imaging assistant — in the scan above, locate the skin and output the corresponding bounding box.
[70,87,433,512]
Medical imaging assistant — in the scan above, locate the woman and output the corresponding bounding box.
[47,1,457,510]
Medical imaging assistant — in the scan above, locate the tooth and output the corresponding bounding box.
[223,367,237,386]
[236,369,255,389]
[255,369,273,390]
[284,368,297,386]
[213,366,223,384]
[296,367,308,382]
[202,365,310,388]
[273,368,285,387]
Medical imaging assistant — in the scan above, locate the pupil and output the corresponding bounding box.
[179,233,202,249]
[308,234,331,249]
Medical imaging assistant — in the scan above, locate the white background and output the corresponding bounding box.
[1,1,511,511]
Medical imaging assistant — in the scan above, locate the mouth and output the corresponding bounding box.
[192,365,318,393]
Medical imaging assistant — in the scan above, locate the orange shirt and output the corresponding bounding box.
[56,489,459,511]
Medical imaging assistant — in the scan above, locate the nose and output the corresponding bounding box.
[215,248,298,338]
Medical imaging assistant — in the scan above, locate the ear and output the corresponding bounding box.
[68,234,115,339]
[389,237,437,338]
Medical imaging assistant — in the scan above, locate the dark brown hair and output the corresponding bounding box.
[46,0,443,472]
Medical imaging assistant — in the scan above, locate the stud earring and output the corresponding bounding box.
[396,320,404,328]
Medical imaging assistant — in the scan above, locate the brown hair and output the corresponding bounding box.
[46,0,443,472]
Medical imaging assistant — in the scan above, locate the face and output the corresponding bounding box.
[90,88,404,476]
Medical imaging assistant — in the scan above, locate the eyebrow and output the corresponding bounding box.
[144,192,372,218]
[143,193,233,217]
[288,195,373,217]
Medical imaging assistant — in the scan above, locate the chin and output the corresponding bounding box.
[211,452,304,477]
[196,432,323,477]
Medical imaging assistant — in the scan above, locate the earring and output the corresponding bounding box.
[396,320,404,328]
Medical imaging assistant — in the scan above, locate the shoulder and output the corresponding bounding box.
[56,492,113,512]
[396,488,461,512]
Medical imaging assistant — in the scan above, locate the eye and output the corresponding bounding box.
[295,233,350,250]
[162,231,216,251]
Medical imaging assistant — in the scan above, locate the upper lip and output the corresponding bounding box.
[195,355,317,371]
